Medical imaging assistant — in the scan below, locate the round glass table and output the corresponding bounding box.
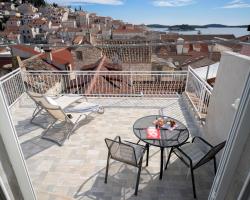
[133,115,189,179]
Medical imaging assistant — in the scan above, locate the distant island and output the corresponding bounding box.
[168,24,195,31]
[147,24,248,30]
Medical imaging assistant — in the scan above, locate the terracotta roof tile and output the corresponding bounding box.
[240,45,250,56]
[12,45,40,55]
[40,48,74,68]
[113,27,144,34]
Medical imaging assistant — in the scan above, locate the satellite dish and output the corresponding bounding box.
[248,25,250,31]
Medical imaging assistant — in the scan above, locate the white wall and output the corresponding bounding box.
[213,44,232,53]
[204,51,250,144]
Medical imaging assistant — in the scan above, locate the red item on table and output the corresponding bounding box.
[146,127,161,139]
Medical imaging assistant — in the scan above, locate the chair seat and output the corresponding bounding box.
[52,96,82,109]
[124,142,145,164]
[174,142,209,166]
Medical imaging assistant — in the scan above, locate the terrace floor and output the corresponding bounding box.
[11,95,214,200]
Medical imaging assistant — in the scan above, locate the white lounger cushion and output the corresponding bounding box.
[64,101,100,113]
[50,95,82,109]
[46,96,58,106]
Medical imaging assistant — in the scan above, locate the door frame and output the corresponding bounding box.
[209,72,250,199]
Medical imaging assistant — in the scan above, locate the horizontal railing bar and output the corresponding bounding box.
[0,68,21,82]
[188,66,213,92]
[22,70,188,74]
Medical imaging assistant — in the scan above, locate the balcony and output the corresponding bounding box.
[0,67,216,200]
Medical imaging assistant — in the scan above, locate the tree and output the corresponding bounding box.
[27,0,46,7]
[52,3,58,7]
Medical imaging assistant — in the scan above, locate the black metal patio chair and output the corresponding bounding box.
[165,136,226,199]
[104,136,146,195]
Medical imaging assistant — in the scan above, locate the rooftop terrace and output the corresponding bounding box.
[11,94,214,200]
[0,58,234,200]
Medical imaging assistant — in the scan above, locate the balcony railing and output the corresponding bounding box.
[22,70,188,97]
[185,66,213,119]
[0,68,25,107]
[0,68,213,119]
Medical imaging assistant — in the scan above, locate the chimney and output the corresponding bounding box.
[12,56,23,69]
[44,47,53,63]
[65,63,72,71]
[177,38,184,55]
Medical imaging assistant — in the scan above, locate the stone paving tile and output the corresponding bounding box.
[11,96,214,200]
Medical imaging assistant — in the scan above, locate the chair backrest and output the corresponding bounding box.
[105,137,137,166]
[194,141,226,169]
[27,91,66,121]
[27,91,43,104]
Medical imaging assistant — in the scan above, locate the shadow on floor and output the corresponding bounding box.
[21,116,95,159]
[21,135,55,159]
[73,156,214,200]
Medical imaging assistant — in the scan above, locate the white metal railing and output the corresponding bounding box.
[0,68,25,107]
[185,66,213,119]
[22,70,188,97]
[0,68,213,116]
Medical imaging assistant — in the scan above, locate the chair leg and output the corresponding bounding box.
[104,154,110,184]
[41,120,69,146]
[41,120,58,142]
[30,107,45,128]
[213,157,217,174]
[146,144,149,167]
[190,168,197,199]
[165,147,173,170]
[135,164,142,195]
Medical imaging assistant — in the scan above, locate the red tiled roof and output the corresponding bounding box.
[182,51,207,65]
[31,18,47,25]
[240,45,250,56]
[237,35,250,42]
[113,28,144,34]
[181,34,235,41]
[200,43,209,52]
[160,34,181,42]
[161,34,235,42]
[40,48,74,67]
[59,27,82,32]
[5,26,20,32]
[8,16,21,21]
[11,45,40,56]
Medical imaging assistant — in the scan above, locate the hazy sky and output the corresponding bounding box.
[47,0,250,25]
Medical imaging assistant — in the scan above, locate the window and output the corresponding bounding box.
[76,51,83,60]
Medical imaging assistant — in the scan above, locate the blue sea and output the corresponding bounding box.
[149,27,249,37]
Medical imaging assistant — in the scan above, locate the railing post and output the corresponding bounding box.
[75,71,79,95]
[130,71,133,97]
[185,67,190,93]
[20,69,27,93]
[198,86,205,113]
